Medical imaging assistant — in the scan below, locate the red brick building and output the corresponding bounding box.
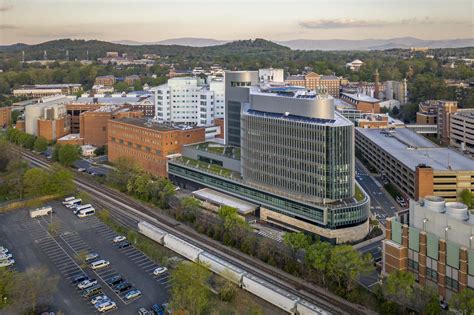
[0,106,12,128]
[108,118,205,177]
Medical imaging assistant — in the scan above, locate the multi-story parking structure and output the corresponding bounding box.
[355,127,474,201]
[450,109,474,157]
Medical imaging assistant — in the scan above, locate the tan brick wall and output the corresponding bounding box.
[57,137,84,146]
[356,102,380,114]
[16,120,25,131]
[259,207,368,243]
[416,112,436,125]
[415,166,434,200]
[37,116,70,141]
[0,107,12,127]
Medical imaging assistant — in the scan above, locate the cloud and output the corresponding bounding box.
[0,4,13,12]
[0,24,18,30]
[299,18,471,29]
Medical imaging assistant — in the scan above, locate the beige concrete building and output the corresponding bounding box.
[13,84,82,97]
[450,109,474,157]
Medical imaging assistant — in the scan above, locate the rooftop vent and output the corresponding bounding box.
[424,195,445,213]
[445,202,469,221]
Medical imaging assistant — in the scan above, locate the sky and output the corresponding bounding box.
[0,0,473,45]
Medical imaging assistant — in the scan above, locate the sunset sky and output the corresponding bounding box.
[0,0,472,44]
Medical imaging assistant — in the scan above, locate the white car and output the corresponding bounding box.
[78,279,98,290]
[0,246,9,254]
[91,295,110,305]
[112,236,126,243]
[97,301,117,313]
[0,253,13,260]
[0,259,15,268]
[153,266,168,276]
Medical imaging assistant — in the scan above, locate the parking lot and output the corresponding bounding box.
[0,200,170,314]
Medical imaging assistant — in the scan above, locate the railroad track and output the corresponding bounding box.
[17,148,370,315]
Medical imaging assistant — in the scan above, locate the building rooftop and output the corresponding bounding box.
[58,133,82,141]
[356,127,474,171]
[113,117,201,132]
[341,92,379,103]
[192,188,258,215]
[286,75,305,81]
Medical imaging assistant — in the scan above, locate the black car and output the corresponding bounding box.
[114,282,132,293]
[116,241,131,249]
[107,275,124,286]
[72,274,89,284]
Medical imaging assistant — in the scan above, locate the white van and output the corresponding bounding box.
[90,259,110,270]
[65,198,82,208]
[77,208,95,218]
[62,196,76,204]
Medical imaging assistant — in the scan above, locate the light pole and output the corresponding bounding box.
[444,226,451,241]
[470,235,473,249]
[422,218,429,231]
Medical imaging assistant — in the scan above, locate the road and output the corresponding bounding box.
[18,148,372,315]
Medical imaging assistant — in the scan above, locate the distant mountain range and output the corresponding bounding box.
[114,37,474,51]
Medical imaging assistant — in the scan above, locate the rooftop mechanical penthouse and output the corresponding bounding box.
[168,73,370,243]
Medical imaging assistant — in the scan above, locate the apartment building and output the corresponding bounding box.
[340,93,380,113]
[285,72,340,97]
[79,106,143,147]
[383,197,474,300]
[355,127,474,201]
[13,84,82,98]
[450,109,474,156]
[150,76,224,126]
[108,118,205,177]
[124,75,141,86]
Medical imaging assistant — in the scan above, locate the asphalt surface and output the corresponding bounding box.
[74,157,111,177]
[0,201,170,314]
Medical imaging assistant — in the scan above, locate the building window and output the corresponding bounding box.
[446,266,459,292]
[426,257,437,281]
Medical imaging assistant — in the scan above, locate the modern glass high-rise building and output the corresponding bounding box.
[241,85,354,203]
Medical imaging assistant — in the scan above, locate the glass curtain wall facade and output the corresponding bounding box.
[241,110,354,202]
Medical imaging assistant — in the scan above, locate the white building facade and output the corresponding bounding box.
[258,68,284,82]
[151,76,224,126]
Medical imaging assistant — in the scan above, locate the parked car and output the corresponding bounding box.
[116,241,130,249]
[0,246,9,254]
[153,267,167,276]
[90,259,110,270]
[112,236,126,243]
[138,308,149,315]
[85,252,100,262]
[114,282,132,293]
[78,279,98,290]
[0,259,14,268]
[91,295,110,305]
[0,253,13,260]
[125,289,141,300]
[151,304,165,315]
[97,301,117,313]
[72,274,89,284]
[106,275,123,286]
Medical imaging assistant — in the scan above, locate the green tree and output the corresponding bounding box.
[114,82,128,92]
[0,268,16,309]
[107,156,142,192]
[382,270,416,311]
[94,145,107,156]
[33,136,48,153]
[4,160,29,199]
[0,138,16,172]
[12,267,59,314]
[170,262,211,315]
[49,166,75,196]
[23,168,51,197]
[127,173,152,201]
[306,241,332,286]
[58,144,80,166]
[327,245,374,293]
[149,177,176,208]
[181,196,201,212]
[450,288,474,315]
[459,189,473,208]
[282,232,311,255]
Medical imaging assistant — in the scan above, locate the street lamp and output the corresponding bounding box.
[444,226,451,241]
[470,235,474,249]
